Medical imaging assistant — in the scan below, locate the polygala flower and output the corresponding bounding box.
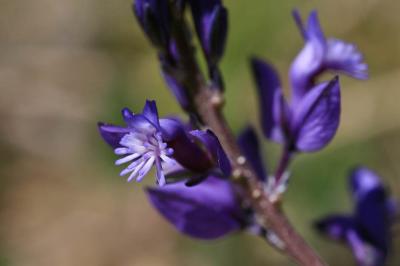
[315,167,396,266]
[250,10,368,153]
[98,100,231,186]
[290,10,368,103]
[251,58,340,152]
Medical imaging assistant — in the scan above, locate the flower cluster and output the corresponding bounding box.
[97,1,397,264]
[315,168,397,266]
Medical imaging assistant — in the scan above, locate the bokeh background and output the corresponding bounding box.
[1,0,400,265]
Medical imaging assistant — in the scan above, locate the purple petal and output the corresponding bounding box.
[142,100,160,128]
[98,122,129,149]
[315,215,354,241]
[325,39,368,80]
[121,107,135,126]
[349,167,384,201]
[355,188,390,255]
[237,127,267,181]
[206,5,228,64]
[190,130,232,177]
[291,77,340,152]
[305,11,326,44]
[162,125,214,173]
[146,176,244,239]
[189,0,227,63]
[290,11,326,103]
[346,230,371,266]
[132,0,171,49]
[292,9,306,39]
[159,118,186,141]
[251,57,284,141]
[350,168,390,257]
[128,114,155,134]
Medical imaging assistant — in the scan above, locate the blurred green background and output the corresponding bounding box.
[1,0,399,265]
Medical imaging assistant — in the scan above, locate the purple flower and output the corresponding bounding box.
[146,175,246,239]
[188,0,228,66]
[251,57,341,152]
[133,0,172,50]
[290,10,368,103]
[98,100,231,186]
[250,11,368,153]
[315,167,396,266]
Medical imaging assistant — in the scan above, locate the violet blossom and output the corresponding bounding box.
[251,10,367,153]
[251,57,340,153]
[98,100,230,186]
[315,167,396,266]
[290,10,368,104]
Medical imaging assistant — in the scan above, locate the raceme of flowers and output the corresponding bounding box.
[97,1,397,264]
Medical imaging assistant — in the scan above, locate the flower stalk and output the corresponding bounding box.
[169,7,326,266]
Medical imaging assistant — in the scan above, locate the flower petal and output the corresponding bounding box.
[142,100,160,128]
[98,122,130,149]
[121,108,135,126]
[350,168,390,259]
[237,126,267,181]
[190,129,231,177]
[325,39,368,80]
[146,176,243,239]
[188,0,227,64]
[129,114,155,133]
[349,167,384,201]
[354,186,390,254]
[291,77,340,152]
[251,57,285,141]
[290,11,326,103]
[314,215,354,241]
[132,0,171,49]
[206,5,228,64]
[162,123,214,173]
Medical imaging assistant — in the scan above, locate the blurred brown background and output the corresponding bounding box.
[1,0,399,265]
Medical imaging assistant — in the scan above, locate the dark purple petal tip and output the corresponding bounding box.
[133,0,171,49]
[189,0,227,64]
[98,122,129,149]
